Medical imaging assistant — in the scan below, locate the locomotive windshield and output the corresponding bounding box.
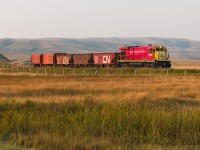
[156,46,167,52]
[156,47,167,52]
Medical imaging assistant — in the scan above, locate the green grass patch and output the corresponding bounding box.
[0,99,200,149]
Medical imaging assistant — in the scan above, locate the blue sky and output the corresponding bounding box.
[0,0,200,40]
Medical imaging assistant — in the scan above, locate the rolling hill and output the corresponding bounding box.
[0,37,199,62]
[0,53,9,62]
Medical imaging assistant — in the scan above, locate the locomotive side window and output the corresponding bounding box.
[120,52,126,60]
[148,49,152,53]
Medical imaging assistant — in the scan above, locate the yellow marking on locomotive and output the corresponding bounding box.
[152,45,169,61]
[154,51,159,61]
[152,48,158,61]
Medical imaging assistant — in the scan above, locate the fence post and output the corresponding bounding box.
[184,69,187,75]
[95,70,98,76]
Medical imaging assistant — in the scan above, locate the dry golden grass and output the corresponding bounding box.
[1,73,200,148]
[172,59,200,69]
[0,74,200,106]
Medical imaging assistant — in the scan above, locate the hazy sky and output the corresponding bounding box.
[0,0,200,40]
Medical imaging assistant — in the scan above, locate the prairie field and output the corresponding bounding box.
[0,66,200,149]
[172,59,200,69]
[0,74,200,103]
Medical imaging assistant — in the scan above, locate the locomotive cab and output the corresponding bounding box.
[152,45,171,68]
[152,45,169,61]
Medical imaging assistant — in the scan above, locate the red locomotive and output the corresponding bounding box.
[31,44,171,68]
[118,45,171,68]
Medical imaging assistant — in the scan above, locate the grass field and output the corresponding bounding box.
[0,63,200,149]
[172,59,200,69]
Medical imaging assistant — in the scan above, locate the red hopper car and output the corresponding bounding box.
[93,53,119,67]
[54,53,71,66]
[41,54,54,66]
[31,54,41,67]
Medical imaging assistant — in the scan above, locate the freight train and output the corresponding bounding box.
[31,45,171,68]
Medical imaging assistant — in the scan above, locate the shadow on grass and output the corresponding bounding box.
[0,88,134,98]
[140,98,200,111]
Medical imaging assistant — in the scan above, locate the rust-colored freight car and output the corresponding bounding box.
[54,53,71,66]
[72,54,93,67]
[41,54,54,66]
[93,53,119,66]
[31,54,41,66]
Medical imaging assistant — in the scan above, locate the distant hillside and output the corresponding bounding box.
[0,53,9,62]
[0,37,199,62]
